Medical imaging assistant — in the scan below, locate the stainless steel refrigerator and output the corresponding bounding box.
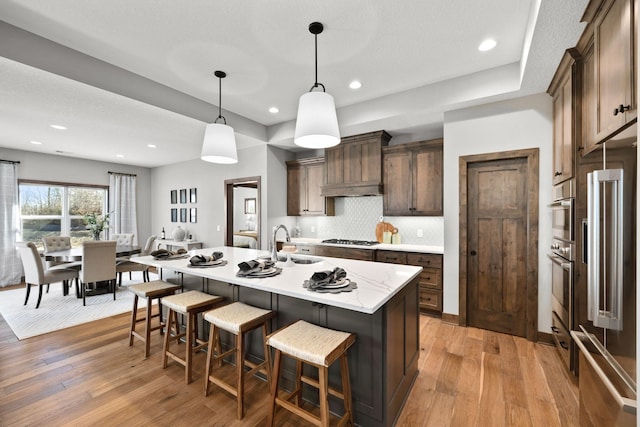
[572,144,636,426]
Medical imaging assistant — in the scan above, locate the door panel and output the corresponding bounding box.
[467,158,528,337]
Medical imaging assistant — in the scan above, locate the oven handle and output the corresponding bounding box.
[547,254,572,271]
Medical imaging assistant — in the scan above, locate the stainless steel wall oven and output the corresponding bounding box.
[548,180,575,372]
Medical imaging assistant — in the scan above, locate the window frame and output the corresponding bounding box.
[18,179,109,247]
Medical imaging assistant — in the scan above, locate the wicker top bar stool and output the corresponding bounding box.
[127,280,182,358]
[203,302,275,419]
[161,290,224,384]
[266,320,356,427]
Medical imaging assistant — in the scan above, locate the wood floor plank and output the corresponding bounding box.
[0,301,579,427]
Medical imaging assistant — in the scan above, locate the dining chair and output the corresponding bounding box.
[79,240,117,306]
[116,235,157,284]
[16,242,79,309]
[42,236,81,296]
[110,233,134,246]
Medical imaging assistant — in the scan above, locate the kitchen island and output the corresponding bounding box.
[133,246,422,427]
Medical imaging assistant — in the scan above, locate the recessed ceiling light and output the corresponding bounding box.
[478,39,497,52]
[147,144,157,148]
[268,107,279,114]
[349,80,362,90]
[50,124,67,130]
[116,154,124,158]
[30,140,42,145]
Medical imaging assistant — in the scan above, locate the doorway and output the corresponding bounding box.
[224,176,261,250]
[459,148,539,341]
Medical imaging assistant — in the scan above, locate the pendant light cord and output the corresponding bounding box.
[309,23,326,93]
[215,71,227,125]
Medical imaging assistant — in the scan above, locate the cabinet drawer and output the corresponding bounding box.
[420,267,441,290]
[295,245,316,255]
[419,287,442,312]
[407,253,442,268]
[375,250,407,264]
[315,246,375,261]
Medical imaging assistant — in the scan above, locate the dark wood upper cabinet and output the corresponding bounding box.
[321,130,391,197]
[286,157,334,216]
[548,48,581,184]
[581,0,637,153]
[382,139,443,216]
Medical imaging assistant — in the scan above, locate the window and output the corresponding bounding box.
[19,182,108,249]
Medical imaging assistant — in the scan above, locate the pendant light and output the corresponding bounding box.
[201,70,238,164]
[294,22,340,149]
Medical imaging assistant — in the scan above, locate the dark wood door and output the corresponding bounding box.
[467,157,528,337]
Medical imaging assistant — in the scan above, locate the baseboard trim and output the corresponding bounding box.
[441,312,459,325]
[537,331,554,346]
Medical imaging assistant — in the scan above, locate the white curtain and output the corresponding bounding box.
[109,173,138,245]
[0,162,22,287]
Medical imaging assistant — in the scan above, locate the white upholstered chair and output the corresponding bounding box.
[79,240,117,306]
[42,236,81,295]
[116,235,157,284]
[110,233,134,246]
[17,242,79,309]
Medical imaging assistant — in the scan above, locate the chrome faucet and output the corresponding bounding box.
[271,224,291,261]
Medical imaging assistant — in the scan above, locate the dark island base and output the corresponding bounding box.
[167,272,420,427]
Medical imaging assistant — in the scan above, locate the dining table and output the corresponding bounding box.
[43,245,142,261]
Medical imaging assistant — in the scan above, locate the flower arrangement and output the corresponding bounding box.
[83,212,111,240]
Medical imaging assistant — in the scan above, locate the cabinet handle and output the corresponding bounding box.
[551,326,559,333]
[559,341,569,350]
[426,277,431,280]
[613,104,630,116]
[554,171,562,176]
[470,250,477,256]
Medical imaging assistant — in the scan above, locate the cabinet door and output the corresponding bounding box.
[413,146,443,215]
[305,162,326,215]
[552,72,575,183]
[375,250,407,264]
[594,0,636,142]
[287,165,304,216]
[582,40,598,155]
[325,146,343,187]
[383,150,412,215]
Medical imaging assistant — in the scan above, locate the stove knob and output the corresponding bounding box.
[550,243,560,250]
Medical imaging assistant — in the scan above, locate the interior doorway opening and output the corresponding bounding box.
[224,176,261,250]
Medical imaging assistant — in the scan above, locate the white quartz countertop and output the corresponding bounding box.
[133,246,422,315]
[285,237,444,254]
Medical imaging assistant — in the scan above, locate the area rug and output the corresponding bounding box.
[0,273,159,340]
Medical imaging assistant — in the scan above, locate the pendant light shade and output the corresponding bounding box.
[295,91,340,148]
[201,122,238,163]
[201,70,238,164]
[294,22,340,149]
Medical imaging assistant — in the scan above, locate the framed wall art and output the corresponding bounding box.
[190,187,197,203]
[180,189,187,204]
[190,208,197,223]
[170,190,177,204]
[171,208,178,222]
[180,208,187,223]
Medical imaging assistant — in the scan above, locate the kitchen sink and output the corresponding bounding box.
[277,255,322,264]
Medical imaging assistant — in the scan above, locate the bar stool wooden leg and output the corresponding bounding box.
[266,349,282,427]
[185,312,194,384]
[204,325,216,396]
[236,331,245,420]
[162,308,174,369]
[319,366,330,427]
[129,295,139,347]
[144,296,153,357]
[340,354,353,425]
[294,360,303,407]
[262,323,272,389]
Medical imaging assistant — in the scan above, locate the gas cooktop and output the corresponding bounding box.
[321,239,380,246]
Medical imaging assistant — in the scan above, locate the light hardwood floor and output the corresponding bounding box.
[0,294,578,426]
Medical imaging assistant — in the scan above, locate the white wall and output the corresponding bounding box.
[0,147,153,244]
[150,144,283,250]
[443,93,553,333]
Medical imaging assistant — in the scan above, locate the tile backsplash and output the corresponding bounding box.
[296,196,443,246]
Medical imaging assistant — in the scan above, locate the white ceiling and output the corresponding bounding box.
[0,0,588,167]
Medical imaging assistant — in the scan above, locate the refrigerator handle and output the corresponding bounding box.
[587,169,624,331]
[581,218,588,265]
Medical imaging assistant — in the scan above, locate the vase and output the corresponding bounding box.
[93,233,101,241]
[172,226,186,241]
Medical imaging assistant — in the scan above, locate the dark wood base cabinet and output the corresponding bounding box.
[176,273,420,427]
